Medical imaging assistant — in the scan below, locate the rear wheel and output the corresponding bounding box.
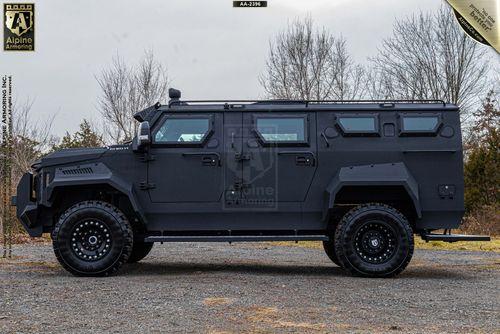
[334,203,414,278]
[52,201,133,276]
[127,241,154,263]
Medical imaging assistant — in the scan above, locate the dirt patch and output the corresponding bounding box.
[203,297,235,306]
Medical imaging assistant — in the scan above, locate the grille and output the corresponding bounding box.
[61,167,93,175]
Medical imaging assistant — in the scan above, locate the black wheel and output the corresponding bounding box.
[323,239,342,267]
[127,241,154,263]
[52,201,133,276]
[334,203,414,278]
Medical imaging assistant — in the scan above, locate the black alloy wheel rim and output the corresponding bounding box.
[354,220,398,264]
[70,219,112,262]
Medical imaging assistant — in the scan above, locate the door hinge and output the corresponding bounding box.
[234,180,250,190]
[235,152,251,161]
[139,181,156,190]
[140,154,155,162]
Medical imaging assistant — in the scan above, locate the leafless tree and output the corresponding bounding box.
[96,51,169,143]
[368,6,490,114]
[11,98,56,178]
[260,17,366,100]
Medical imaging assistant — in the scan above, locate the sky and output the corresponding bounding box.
[0,0,493,137]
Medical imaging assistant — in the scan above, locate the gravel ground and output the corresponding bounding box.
[0,242,499,334]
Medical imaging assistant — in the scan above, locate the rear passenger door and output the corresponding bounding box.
[240,112,317,208]
[147,113,224,203]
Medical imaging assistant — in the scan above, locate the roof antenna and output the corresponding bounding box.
[169,88,181,102]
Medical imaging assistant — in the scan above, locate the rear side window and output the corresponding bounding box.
[336,115,379,136]
[154,117,211,144]
[400,114,441,135]
[255,117,307,144]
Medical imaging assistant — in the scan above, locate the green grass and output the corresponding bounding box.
[268,237,500,252]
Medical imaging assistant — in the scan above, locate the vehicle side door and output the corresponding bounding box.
[147,112,224,203]
[240,112,317,208]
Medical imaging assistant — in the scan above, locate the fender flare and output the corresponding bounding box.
[323,162,421,221]
[45,163,147,224]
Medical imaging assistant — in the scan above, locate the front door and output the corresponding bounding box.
[147,112,224,203]
[238,112,318,209]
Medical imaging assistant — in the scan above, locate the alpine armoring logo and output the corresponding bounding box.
[3,3,35,51]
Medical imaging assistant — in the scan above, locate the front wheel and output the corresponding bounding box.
[334,203,414,278]
[52,201,133,276]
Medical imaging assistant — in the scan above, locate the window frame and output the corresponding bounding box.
[253,114,309,147]
[152,113,214,147]
[399,113,442,136]
[336,114,380,136]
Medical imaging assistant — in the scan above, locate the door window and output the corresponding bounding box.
[255,116,307,145]
[154,116,212,145]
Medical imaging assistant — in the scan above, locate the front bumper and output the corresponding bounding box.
[13,172,42,237]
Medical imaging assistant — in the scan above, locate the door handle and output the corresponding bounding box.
[201,156,217,166]
[295,156,313,166]
[182,152,221,166]
[277,151,315,166]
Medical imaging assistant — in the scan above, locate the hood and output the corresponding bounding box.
[37,147,108,169]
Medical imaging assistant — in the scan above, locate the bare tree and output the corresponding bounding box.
[260,17,365,100]
[11,98,56,178]
[96,51,169,143]
[368,6,490,114]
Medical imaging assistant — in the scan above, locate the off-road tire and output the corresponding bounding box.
[52,201,133,276]
[323,239,342,267]
[127,242,154,263]
[334,203,414,278]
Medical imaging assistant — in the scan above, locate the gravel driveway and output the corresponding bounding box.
[0,242,498,333]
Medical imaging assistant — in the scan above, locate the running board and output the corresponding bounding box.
[144,235,329,243]
[421,233,491,242]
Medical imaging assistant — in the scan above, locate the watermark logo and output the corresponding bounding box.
[4,3,35,51]
[223,124,278,211]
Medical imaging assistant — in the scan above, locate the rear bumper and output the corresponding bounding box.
[13,173,42,237]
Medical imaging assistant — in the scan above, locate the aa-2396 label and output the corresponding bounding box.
[233,1,267,8]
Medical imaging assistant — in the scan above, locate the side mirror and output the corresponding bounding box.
[137,121,151,149]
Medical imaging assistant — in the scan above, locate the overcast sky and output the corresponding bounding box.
[1,0,491,137]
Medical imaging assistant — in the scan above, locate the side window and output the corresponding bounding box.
[336,115,379,136]
[154,116,212,145]
[255,116,307,145]
[400,114,441,135]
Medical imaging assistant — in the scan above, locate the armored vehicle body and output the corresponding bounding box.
[13,89,489,277]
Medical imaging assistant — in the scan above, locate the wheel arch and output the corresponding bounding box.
[43,164,146,229]
[323,162,421,227]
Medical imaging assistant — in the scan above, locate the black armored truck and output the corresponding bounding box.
[13,89,490,277]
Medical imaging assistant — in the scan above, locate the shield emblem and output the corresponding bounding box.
[5,7,33,37]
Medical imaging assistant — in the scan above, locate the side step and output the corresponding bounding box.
[144,235,329,243]
[421,233,491,242]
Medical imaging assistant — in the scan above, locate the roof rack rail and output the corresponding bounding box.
[168,99,447,107]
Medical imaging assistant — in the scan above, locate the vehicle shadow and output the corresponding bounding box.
[121,261,474,280]
[124,261,345,277]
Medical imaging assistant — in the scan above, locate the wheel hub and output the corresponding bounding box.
[70,220,111,262]
[354,221,397,264]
